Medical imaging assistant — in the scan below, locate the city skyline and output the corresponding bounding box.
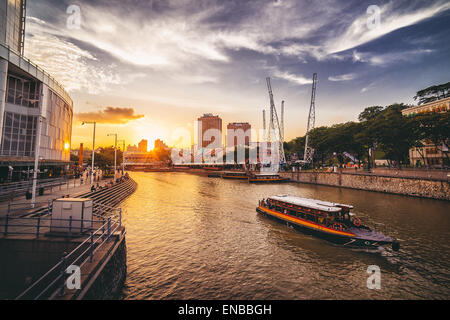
[23,0,450,149]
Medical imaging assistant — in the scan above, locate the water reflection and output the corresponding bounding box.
[120,172,450,299]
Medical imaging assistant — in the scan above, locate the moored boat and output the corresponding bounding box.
[257,195,400,251]
[248,172,289,183]
[222,171,248,179]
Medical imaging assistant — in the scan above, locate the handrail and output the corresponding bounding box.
[14,213,122,300]
[9,179,136,299]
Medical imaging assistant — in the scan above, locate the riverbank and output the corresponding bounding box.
[282,171,450,201]
[0,177,137,299]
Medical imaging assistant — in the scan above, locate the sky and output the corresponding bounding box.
[23,0,450,150]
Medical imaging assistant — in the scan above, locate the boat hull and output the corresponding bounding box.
[222,175,248,180]
[256,206,393,250]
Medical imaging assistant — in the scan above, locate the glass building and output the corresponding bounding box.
[0,0,74,181]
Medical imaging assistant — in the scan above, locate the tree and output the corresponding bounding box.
[358,106,384,122]
[414,81,450,105]
[366,104,415,168]
[411,110,450,165]
[87,146,123,170]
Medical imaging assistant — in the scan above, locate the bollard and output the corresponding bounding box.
[36,215,41,238]
[7,202,10,215]
[59,253,67,296]
[89,232,94,262]
[107,217,111,242]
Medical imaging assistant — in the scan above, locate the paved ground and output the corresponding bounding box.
[0,177,112,218]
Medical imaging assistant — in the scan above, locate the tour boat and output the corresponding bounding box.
[221,171,248,180]
[248,172,289,183]
[257,195,400,251]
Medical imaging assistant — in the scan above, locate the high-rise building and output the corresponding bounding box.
[154,139,168,150]
[0,0,74,180]
[0,0,26,55]
[226,122,251,148]
[197,113,222,149]
[138,139,148,152]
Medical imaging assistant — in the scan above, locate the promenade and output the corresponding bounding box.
[0,177,113,218]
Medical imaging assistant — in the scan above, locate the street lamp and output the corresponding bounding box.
[107,133,117,180]
[117,139,125,173]
[32,115,46,208]
[81,121,96,184]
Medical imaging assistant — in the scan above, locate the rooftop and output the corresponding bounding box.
[268,195,354,212]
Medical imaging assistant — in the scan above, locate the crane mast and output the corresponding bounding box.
[266,77,286,164]
[262,109,266,142]
[303,73,317,164]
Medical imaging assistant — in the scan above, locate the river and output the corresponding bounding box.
[119,172,450,299]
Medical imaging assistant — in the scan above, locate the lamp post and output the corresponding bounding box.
[117,139,125,173]
[32,115,46,208]
[107,133,117,180]
[81,121,96,184]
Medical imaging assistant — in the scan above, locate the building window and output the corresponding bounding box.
[5,75,40,108]
[1,112,37,157]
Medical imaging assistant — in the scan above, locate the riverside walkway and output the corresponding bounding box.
[0,177,112,218]
[0,176,137,300]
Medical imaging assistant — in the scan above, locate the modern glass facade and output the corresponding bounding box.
[0,111,37,157]
[0,0,25,54]
[0,0,73,174]
[39,88,73,161]
[6,74,40,108]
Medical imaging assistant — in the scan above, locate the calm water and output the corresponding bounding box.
[120,172,450,299]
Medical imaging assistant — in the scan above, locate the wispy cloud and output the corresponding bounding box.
[328,73,357,82]
[326,1,450,54]
[273,70,313,85]
[352,49,434,66]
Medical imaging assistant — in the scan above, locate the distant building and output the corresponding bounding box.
[154,139,168,150]
[0,0,73,181]
[402,97,450,167]
[127,144,138,152]
[197,113,222,149]
[226,122,251,148]
[138,139,148,152]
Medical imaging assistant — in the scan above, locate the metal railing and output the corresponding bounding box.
[12,203,123,300]
[0,177,71,202]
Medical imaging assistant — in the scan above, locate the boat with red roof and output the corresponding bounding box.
[257,194,400,251]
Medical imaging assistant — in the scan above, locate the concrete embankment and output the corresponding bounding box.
[282,171,450,201]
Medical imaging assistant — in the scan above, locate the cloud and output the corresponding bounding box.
[274,70,313,85]
[75,107,145,124]
[328,73,357,82]
[24,20,122,94]
[24,0,450,95]
[326,1,450,54]
[352,49,433,66]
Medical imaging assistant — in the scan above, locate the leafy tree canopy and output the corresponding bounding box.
[414,81,450,105]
